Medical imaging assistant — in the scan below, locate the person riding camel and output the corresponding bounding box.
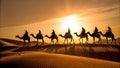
[94,27,98,33]
[67,27,72,37]
[23,30,29,39]
[93,27,99,35]
[68,27,71,34]
[106,26,112,35]
[81,27,86,37]
[36,30,42,37]
[51,29,56,38]
[107,26,112,33]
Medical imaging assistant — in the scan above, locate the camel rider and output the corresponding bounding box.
[52,29,55,35]
[81,27,86,36]
[51,29,56,37]
[37,30,42,37]
[94,27,98,34]
[68,27,71,34]
[107,26,112,33]
[67,27,71,36]
[106,26,112,34]
[23,30,29,39]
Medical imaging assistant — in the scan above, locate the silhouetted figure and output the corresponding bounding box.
[99,26,116,44]
[94,27,98,34]
[74,27,88,44]
[22,30,28,39]
[45,29,58,44]
[87,27,101,44]
[59,28,74,44]
[51,29,56,38]
[107,26,112,34]
[30,30,44,46]
[68,27,71,34]
[81,27,86,37]
[16,30,30,46]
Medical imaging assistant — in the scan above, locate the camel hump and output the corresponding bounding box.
[105,32,114,36]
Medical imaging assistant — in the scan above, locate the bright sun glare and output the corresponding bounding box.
[60,14,80,33]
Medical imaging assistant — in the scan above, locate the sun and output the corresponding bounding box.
[60,14,80,34]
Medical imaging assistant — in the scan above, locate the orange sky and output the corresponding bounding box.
[0,0,120,43]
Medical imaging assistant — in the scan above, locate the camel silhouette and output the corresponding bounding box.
[74,32,88,43]
[16,30,30,46]
[98,32,116,44]
[74,27,88,43]
[87,32,101,44]
[87,27,101,44]
[30,30,44,45]
[59,28,74,44]
[45,30,58,44]
[59,33,74,44]
[16,35,30,45]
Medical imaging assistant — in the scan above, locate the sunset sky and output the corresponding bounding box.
[0,0,120,43]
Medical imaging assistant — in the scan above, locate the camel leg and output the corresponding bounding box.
[42,39,44,44]
[93,37,95,44]
[86,36,88,44]
[63,39,66,44]
[70,38,72,44]
[52,39,54,44]
[28,39,31,47]
[55,39,57,44]
[51,39,55,44]
[73,39,75,44]
[67,39,68,44]
[114,39,116,44]
[37,39,38,46]
[24,40,26,46]
[99,37,101,44]
[79,38,81,44]
[50,39,52,44]
[106,37,108,44]
[70,38,74,44]
[111,37,116,44]
[55,38,58,44]
[82,38,83,44]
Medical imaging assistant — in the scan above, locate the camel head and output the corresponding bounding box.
[87,32,90,34]
[45,35,48,37]
[30,34,34,36]
[16,35,19,38]
[30,34,37,38]
[15,35,22,39]
[98,31,102,34]
[74,32,77,35]
[59,34,62,36]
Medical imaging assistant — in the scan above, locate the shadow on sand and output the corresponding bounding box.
[11,43,120,62]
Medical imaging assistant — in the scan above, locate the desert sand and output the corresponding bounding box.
[0,38,120,68]
[0,51,120,68]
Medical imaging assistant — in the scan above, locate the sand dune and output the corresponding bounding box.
[0,52,120,68]
[0,38,120,68]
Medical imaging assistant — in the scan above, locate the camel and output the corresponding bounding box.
[16,35,30,45]
[74,32,88,43]
[98,31,116,44]
[45,35,58,44]
[59,32,74,44]
[30,34,44,45]
[87,32,101,44]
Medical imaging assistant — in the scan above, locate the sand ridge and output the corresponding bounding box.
[0,52,120,68]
